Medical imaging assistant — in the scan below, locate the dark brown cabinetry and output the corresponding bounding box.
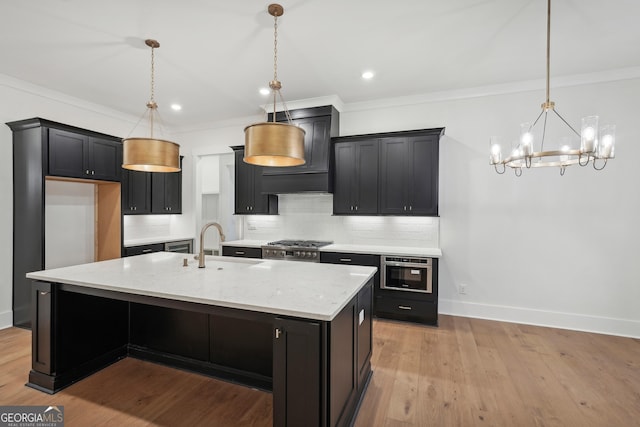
[333,139,379,214]
[48,128,122,182]
[122,160,182,215]
[123,243,164,257]
[222,245,262,258]
[262,105,340,193]
[122,170,151,214]
[231,146,278,215]
[379,133,440,215]
[151,171,182,213]
[8,118,123,328]
[332,128,443,216]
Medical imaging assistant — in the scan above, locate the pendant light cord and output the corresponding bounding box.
[545,0,551,107]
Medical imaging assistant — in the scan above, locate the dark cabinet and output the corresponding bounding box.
[48,128,121,182]
[273,317,321,427]
[333,139,379,214]
[123,243,164,257]
[222,245,262,259]
[122,169,151,214]
[379,134,440,215]
[122,160,182,215]
[232,146,278,215]
[332,128,443,216]
[261,106,340,193]
[320,251,380,290]
[151,171,182,213]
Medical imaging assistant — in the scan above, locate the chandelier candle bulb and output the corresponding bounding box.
[489,137,502,164]
[598,125,616,158]
[580,115,598,153]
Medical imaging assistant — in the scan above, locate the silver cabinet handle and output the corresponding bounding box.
[85,170,90,175]
[398,305,412,310]
[339,258,352,262]
[275,328,282,339]
[235,251,245,255]
[142,249,153,253]
[91,170,95,175]
[39,291,50,296]
[355,205,358,211]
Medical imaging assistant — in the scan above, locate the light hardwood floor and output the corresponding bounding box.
[1,316,638,426]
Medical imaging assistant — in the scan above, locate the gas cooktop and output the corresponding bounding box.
[262,240,333,262]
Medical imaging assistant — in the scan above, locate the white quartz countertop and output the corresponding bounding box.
[221,240,441,258]
[26,252,376,321]
[124,236,195,247]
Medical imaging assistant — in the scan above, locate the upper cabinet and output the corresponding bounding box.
[122,159,183,215]
[379,134,439,215]
[48,127,122,182]
[332,128,443,216]
[151,171,182,214]
[232,146,278,215]
[261,105,340,193]
[333,139,379,215]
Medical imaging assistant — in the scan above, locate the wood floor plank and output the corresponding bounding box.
[1,315,639,427]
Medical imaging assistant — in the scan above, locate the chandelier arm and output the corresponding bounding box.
[578,153,590,167]
[126,108,151,139]
[515,168,522,177]
[530,109,545,129]
[540,110,549,153]
[560,166,566,176]
[593,158,608,171]
[552,109,581,137]
[545,0,551,106]
[494,164,506,174]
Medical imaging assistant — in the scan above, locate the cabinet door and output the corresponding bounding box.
[332,142,355,214]
[48,129,88,179]
[378,138,409,214]
[88,137,121,181]
[273,317,321,427]
[354,140,379,214]
[234,150,255,214]
[151,172,182,214]
[122,169,151,214]
[407,135,439,215]
[356,281,373,390]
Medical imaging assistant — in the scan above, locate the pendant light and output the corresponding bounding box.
[122,39,180,172]
[489,0,616,176]
[244,4,306,167]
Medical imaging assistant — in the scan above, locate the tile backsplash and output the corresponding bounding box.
[243,194,439,248]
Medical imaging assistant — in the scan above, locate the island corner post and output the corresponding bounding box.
[26,255,374,427]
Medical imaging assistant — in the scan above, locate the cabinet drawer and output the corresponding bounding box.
[124,243,164,257]
[320,252,379,267]
[222,246,262,259]
[375,296,437,325]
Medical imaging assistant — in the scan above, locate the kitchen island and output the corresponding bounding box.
[26,252,376,427]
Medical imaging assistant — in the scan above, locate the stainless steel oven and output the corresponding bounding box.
[381,256,433,293]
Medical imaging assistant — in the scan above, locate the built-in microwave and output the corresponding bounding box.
[381,256,432,293]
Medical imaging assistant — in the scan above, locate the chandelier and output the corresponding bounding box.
[122,39,180,172]
[244,3,306,167]
[489,0,615,176]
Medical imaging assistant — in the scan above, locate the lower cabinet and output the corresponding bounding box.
[375,295,438,325]
[222,245,262,259]
[123,243,164,257]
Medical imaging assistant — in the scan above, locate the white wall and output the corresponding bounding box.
[45,180,95,269]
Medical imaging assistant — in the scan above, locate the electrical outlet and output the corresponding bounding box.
[459,283,468,295]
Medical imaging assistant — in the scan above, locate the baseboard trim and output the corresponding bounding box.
[439,299,640,339]
[0,310,13,330]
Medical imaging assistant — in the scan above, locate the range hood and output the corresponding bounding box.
[261,105,339,194]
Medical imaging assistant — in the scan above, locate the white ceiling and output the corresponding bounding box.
[2,0,639,129]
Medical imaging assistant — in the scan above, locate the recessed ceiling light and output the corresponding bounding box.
[362,71,375,80]
[259,88,271,96]
[170,104,182,111]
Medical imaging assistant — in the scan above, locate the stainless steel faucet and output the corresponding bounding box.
[198,222,226,268]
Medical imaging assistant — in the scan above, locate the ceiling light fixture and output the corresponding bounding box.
[259,88,271,96]
[170,104,182,111]
[243,3,305,167]
[489,0,615,176]
[122,39,180,172]
[362,71,374,80]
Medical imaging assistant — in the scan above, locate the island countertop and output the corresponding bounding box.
[26,252,377,321]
